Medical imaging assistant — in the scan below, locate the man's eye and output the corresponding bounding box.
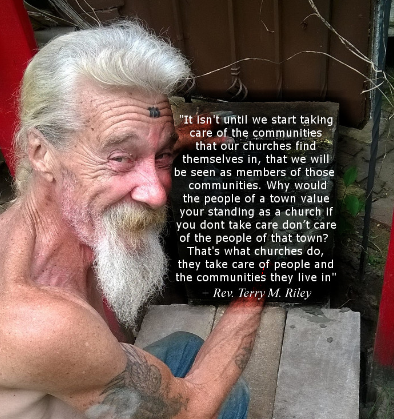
[111,156,130,163]
[156,152,174,168]
[108,153,135,171]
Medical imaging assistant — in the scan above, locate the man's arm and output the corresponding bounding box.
[87,298,264,418]
[184,298,264,415]
[4,289,264,419]
[85,344,189,418]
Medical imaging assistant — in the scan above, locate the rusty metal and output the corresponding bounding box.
[318,0,333,99]
[325,0,371,126]
[120,0,372,127]
[169,0,197,100]
[273,0,282,99]
[171,0,186,52]
[226,0,248,100]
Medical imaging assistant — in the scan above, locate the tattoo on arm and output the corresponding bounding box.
[85,345,188,419]
[234,340,253,370]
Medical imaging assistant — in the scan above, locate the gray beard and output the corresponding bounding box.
[94,222,167,329]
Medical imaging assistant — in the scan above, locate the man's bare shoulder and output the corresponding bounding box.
[0,286,192,418]
[0,285,125,395]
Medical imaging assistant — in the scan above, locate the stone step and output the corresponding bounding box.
[272,307,360,419]
[135,305,360,419]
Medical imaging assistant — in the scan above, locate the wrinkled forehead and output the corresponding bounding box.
[76,81,174,129]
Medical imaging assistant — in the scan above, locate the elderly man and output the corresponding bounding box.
[0,22,264,418]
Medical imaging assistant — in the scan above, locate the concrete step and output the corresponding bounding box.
[272,308,360,419]
[135,304,360,419]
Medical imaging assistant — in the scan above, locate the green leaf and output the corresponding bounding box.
[344,195,360,216]
[358,199,365,213]
[368,254,382,266]
[343,166,358,187]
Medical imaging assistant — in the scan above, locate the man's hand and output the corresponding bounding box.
[183,291,265,416]
[230,285,267,309]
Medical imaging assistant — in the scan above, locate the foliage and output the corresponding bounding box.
[343,165,358,187]
[337,166,365,235]
[367,254,383,267]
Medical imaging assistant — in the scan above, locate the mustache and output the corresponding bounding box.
[102,203,168,233]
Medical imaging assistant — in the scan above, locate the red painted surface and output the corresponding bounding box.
[374,211,394,367]
[0,0,37,175]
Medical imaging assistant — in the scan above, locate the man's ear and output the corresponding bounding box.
[27,129,56,182]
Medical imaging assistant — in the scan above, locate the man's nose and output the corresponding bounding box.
[130,163,169,209]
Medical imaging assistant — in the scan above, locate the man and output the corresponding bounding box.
[0,22,264,418]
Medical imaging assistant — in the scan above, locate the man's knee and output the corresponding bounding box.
[218,378,250,419]
[233,377,250,404]
[144,331,204,377]
[167,331,204,351]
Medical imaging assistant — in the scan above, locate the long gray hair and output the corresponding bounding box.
[14,21,191,194]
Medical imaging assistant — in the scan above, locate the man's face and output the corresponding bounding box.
[52,82,176,325]
[56,82,176,246]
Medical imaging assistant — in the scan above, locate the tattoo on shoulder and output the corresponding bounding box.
[234,340,253,370]
[85,345,188,419]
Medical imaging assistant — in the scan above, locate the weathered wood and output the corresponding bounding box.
[136,305,360,418]
[137,304,287,419]
[273,308,360,419]
[66,0,124,12]
[79,9,120,25]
